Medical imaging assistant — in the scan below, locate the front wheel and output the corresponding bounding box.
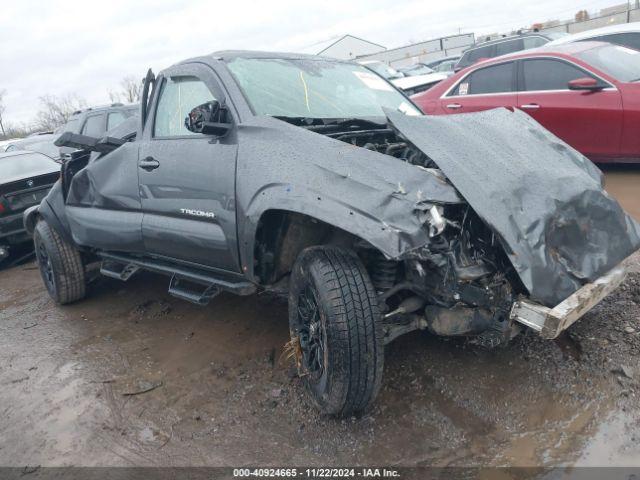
[289,246,384,417]
[34,220,86,304]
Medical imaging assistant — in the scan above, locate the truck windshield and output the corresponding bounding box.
[226,57,421,118]
[576,44,640,82]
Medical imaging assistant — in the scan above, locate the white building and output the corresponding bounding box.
[312,34,386,60]
[357,33,475,68]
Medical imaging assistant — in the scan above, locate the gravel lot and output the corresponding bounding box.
[0,166,639,468]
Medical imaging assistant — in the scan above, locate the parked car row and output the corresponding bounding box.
[453,22,640,72]
[360,59,449,95]
[455,32,567,70]
[378,22,640,99]
[412,41,640,163]
[2,103,137,162]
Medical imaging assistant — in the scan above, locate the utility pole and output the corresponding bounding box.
[0,116,5,138]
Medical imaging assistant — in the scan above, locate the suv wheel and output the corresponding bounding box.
[34,220,86,304]
[289,246,384,417]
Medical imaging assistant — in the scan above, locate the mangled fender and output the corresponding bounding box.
[236,116,462,271]
[386,108,640,307]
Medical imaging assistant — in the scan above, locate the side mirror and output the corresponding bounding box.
[568,77,603,91]
[185,101,231,137]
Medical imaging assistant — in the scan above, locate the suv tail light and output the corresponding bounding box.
[0,197,7,216]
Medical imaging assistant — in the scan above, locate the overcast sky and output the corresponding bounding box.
[0,0,620,125]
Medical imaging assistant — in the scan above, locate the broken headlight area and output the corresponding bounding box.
[363,205,525,347]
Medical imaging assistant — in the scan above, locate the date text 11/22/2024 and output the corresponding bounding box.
[233,468,401,478]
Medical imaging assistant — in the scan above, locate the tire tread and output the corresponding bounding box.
[35,220,86,304]
[290,246,383,416]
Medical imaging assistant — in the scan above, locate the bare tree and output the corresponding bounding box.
[35,94,86,131]
[108,75,141,104]
[120,75,141,103]
[575,9,590,22]
[108,89,121,103]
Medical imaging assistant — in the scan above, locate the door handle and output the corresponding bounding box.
[520,104,540,110]
[139,156,160,171]
[446,103,462,109]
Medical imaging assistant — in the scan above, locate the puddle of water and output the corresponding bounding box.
[603,166,640,222]
[495,399,602,467]
[577,411,640,467]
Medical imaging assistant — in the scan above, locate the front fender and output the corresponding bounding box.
[239,184,451,282]
[235,116,464,280]
[34,181,75,245]
[22,205,40,236]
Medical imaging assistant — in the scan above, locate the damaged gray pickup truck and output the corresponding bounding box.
[24,51,640,417]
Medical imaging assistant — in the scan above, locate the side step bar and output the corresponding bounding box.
[100,260,140,281]
[168,275,221,305]
[97,252,256,305]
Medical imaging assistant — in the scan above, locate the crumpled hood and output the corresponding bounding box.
[386,108,640,307]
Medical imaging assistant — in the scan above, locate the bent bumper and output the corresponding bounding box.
[510,264,628,339]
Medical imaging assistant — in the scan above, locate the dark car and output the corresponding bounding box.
[58,103,138,157]
[24,51,639,417]
[423,55,461,71]
[456,32,566,70]
[0,151,59,262]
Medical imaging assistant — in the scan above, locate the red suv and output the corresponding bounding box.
[412,42,640,163]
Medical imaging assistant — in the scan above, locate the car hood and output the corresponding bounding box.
[386,108,640,307]
[2,167,59,186]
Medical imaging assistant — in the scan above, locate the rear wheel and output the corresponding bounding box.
[34,220,86,304]
[289,246,384,417]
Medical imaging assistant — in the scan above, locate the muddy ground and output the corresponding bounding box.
[0,166,639,468]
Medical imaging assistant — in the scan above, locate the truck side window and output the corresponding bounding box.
[154,76,215,137]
